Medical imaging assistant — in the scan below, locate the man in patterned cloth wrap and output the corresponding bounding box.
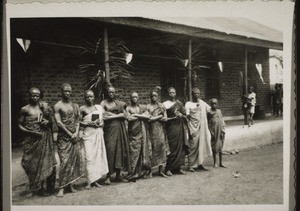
[19,87,56,197]
[54,83,85,197]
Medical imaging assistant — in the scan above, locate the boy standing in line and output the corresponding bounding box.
[207,98,227,168]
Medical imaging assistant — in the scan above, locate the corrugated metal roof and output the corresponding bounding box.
[143,17,282,43]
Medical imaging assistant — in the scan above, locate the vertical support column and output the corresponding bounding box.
[243,47,249,125]
[188,39,192,101]
[244,47,248,95]
[104,27,110,83]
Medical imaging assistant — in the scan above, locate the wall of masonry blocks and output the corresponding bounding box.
[253,47,272,114]
[111,40,161,105]
[13,43,86,108]
[12,40,271,116]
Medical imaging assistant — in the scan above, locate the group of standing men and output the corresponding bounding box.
[18,83,227,198]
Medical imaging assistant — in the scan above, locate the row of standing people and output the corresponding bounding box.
[18,83,226,198]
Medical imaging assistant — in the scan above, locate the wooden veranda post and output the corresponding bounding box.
[243,47,248,125]
[244,47,248,95]
[104,27,110,83]
[188,39,192,101]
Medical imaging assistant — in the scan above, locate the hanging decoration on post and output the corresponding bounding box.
[16,38,31,52]
[218,61,223,72]
[125,53,133,64]
[180,59,189,67]
[255,63,265,84]
[239,71,243,87]
[184,59,189,67]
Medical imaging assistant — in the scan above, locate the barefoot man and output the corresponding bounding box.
[126,91,152,182]
[19,87,56,197]
[163,87,189,176]
[101,86,130,184]
[79,90,108,188]
[147,87,169,178]
[185,88,212,172]
[54,83,85,197]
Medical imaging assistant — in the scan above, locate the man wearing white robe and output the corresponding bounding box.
[185,88,212,172]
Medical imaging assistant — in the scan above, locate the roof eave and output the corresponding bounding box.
[91,17,283,50]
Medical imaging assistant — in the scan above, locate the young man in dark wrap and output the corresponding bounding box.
[101,86,130,184]
[163,87,189,176]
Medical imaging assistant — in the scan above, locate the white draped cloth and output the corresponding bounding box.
[82,105,109,183]
[185,100,212,167]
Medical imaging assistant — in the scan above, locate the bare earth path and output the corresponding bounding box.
[12,142,283,205]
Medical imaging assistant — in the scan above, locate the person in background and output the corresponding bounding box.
[275,83,283,117]
[207,98,226,168]
[270,85,277,116]
[79,90,108,189]
[246,86,256,126]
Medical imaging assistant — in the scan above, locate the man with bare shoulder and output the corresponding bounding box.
[100,86,130,184]
[54,83,85,197]
[185,88,212,172]
[18,87,56,197]
[79,90,108,189]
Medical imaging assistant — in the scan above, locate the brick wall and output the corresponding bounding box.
[12,20,272,121]
[113,59,161,105]
[191,45,271,116]
[12,39,162,108]
[217,46,245,116]
[252,47,272,114]
[11,18,106,108]
[112,41,161,105]
[12,41,271,116]
[14,43,85,107]
[189,45,244,115]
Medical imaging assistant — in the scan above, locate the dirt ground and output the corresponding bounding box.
[12,142,283,206]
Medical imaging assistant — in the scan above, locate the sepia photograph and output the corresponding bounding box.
[2,1,295,211]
